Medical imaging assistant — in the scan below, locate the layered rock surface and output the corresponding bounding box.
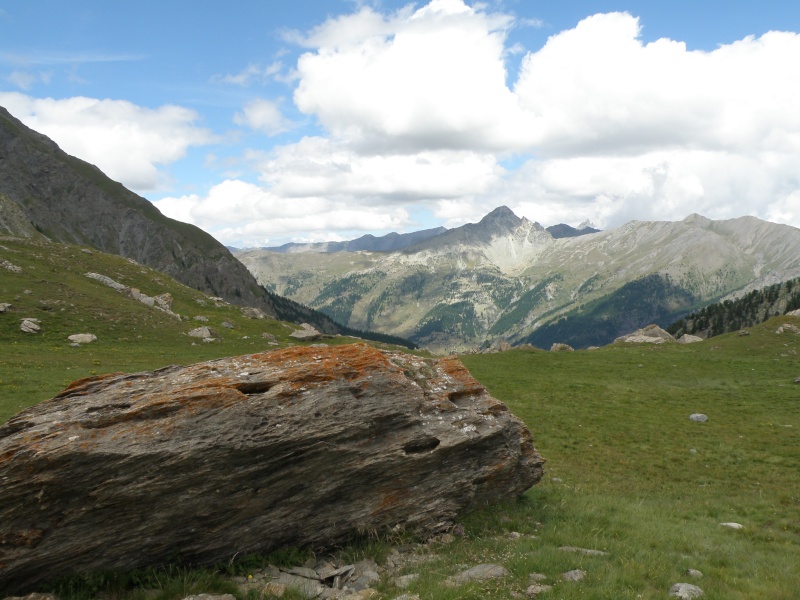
[0,343,543,594]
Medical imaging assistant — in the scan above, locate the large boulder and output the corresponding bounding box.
[615,324,675,344]
[0,343,543,594]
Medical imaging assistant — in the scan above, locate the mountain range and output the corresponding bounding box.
[236,207,800,351]
[261,221,599,254]
[5,104,800,353]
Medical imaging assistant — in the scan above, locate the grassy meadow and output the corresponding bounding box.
[1,236,799,599]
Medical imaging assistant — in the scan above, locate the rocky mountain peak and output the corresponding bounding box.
[479,206,522,227]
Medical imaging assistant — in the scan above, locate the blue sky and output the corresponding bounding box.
[2,1,800,247]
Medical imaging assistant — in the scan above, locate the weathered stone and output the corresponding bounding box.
[669,582,704,599]
[526,584,553,596]
[615,324,675,344]
[154,293,173,311]
[193,315,209,322]
[273,573,325,599]
[67,333,97,345]
[689,414,708,422]
[287,566,320,580]
[19,318,40,333]
[496,340,512,352]
[450,564,510,585]
[242,307,270,319]
[290,323,322,341]
[1,259,21,272]
[685,568,703,579]
[85,272,127,291]
[561,569,587,582]
[182,595,236,600]
[187,326,218,339]
[221,321,235,329]
[0,343,542,594]
[559,545,609,556]
[787,309,800,317]
[0,302,12,313]
[677,334,703,344]
[719,522,744,529]
[550,343,574,352]
[776,323,800,334]
[262,582,286,596]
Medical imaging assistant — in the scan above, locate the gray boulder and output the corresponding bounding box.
[550,343,574,352]
[677,334,703,344]
[615,324,675,344]
[67,333,97,345]
[290,323,322,341]
[0,343,543,594]
[19,318,40,334]
[187,326,218,339]
[669,582,704,598]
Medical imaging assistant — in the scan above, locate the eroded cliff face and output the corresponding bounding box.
[0,106,274,315]
[0,343,543,594]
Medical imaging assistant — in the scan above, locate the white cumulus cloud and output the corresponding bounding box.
[153,178,412,247]
[234,98,291,135]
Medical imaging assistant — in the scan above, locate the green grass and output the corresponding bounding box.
[2,235,799,598]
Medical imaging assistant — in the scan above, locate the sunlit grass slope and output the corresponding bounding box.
[0,236,403,423]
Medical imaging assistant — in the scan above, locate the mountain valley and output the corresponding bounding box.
[236,208,800,351]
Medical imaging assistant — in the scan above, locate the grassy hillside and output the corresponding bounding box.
[2,238,799,598]
[0,236,407,423]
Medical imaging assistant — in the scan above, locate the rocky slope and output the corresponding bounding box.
[0,106,276,313]
[236,208,800,351]
[0,105,388,340]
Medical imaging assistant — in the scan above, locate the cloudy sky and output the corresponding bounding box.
[2,1,800,247]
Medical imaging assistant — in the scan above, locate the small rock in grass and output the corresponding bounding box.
[561,569,586,582]
[449,564,509,585]
[685,568,703,578]
[559,545,609,556]
[529,573,547,583]
[669,582,704,598]
[720,522,744,529]
[689,414,708,422]
[20,318,41,333]
[392,595,420,600]
[68,333,97,344]
[526,584,553,596]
